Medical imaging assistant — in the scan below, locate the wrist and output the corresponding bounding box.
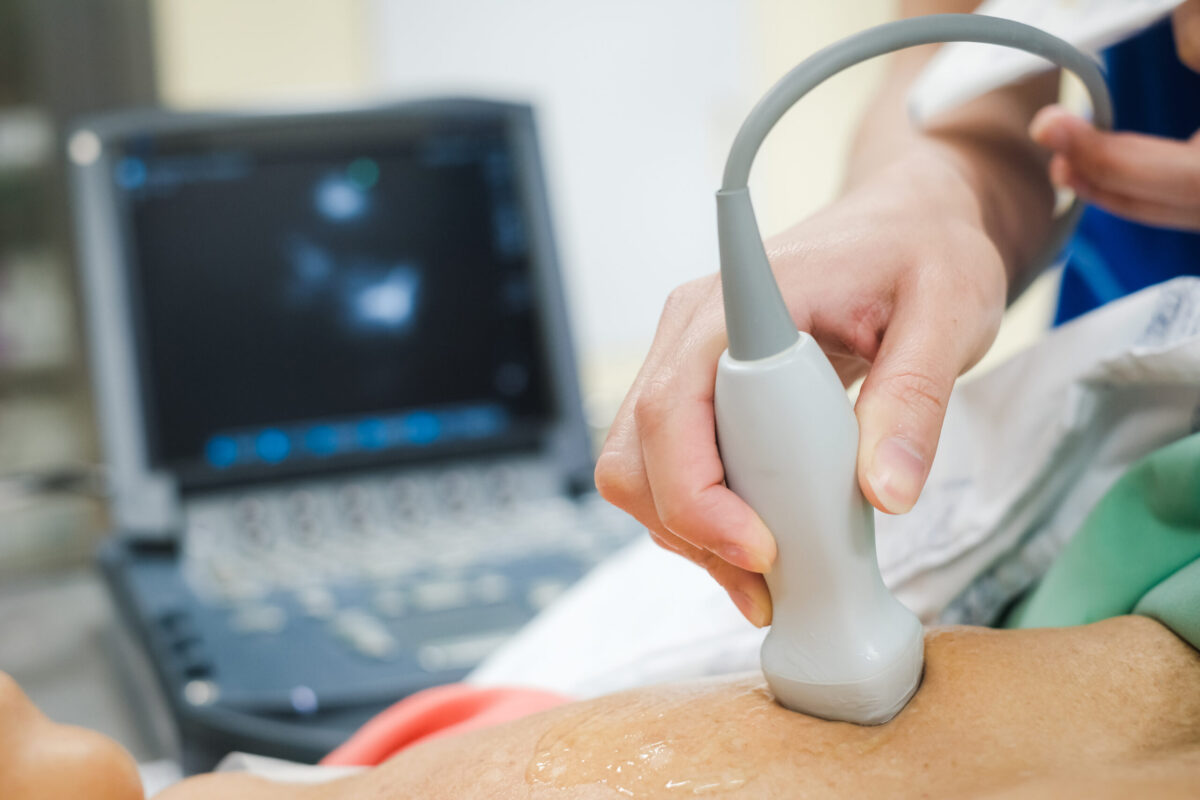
[919,134,1056,287]
[855,143,995,245]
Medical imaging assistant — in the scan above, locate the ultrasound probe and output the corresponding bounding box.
[712,14,1113,724]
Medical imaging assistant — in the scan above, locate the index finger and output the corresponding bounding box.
[1031,106,1200,207]
[634,324,777,574]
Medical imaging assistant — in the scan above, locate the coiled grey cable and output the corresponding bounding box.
[717,13,1113,361]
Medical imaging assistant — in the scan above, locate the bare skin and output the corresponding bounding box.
[0,672,142,800]
[312,616,1200,799]
[6,616,1192,799]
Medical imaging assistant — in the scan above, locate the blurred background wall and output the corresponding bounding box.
[1,0,1053,572]
[0,0,156,574]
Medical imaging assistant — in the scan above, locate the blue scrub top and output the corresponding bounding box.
[1055,19,1200,325]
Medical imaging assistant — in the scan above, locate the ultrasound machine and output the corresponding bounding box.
[68,99,638,771]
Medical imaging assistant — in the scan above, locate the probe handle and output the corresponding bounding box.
[714,334,923,724]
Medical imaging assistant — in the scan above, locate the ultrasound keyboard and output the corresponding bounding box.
[100,460,641,767]
[138,460,638,705]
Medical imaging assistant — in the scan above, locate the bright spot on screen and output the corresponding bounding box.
[400,412,441,445]
[315,174,368,221]
[357,417,389,450]
[115,156,147,189]
[255,429,291,463]
[205,436,239,469]
[352,267,420,331]
[283,238,335,306]
[304,425,339,457]
[290,685,319,715]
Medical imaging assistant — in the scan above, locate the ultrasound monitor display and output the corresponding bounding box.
[115,114,552,480]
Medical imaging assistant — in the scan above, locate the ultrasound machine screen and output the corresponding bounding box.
[114,114,553,483]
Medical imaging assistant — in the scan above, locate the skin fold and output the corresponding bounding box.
[4,616,1198,799]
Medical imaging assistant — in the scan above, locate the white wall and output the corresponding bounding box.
[366,0,753,362]
[748,0,895,236]
[153,0,372,108]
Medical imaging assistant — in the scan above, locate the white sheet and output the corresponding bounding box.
[469,278,1200,697]
[909,0,1183,124]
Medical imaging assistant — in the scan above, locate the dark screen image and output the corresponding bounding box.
[119,119,551,476]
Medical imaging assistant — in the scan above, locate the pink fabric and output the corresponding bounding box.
[321,684,570,766]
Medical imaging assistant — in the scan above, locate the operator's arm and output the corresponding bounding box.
[847,0,1058,286]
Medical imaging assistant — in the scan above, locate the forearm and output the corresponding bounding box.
[845,2,1058,292]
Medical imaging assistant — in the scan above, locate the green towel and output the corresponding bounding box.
[1004,432,1200,650]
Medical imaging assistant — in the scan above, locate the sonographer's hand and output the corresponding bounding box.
[595,149,1008,627]
[1029,105,1200,232]
[1023,0,1200,233]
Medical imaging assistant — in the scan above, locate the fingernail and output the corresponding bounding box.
[729,589,770,628]
[867,437,926,514]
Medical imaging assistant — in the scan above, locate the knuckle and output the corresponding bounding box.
[841,297,891,361]
[661,276,718,319]
[632,388,672,435]
[661,287,690,318]
[593,451,638,505]
[882,369,947,420]
[949,251,1004,315]
[662,278,705,315]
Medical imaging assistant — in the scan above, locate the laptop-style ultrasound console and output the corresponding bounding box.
[68,99,638,771]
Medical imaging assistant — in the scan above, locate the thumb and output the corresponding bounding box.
[854,306,963,515]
